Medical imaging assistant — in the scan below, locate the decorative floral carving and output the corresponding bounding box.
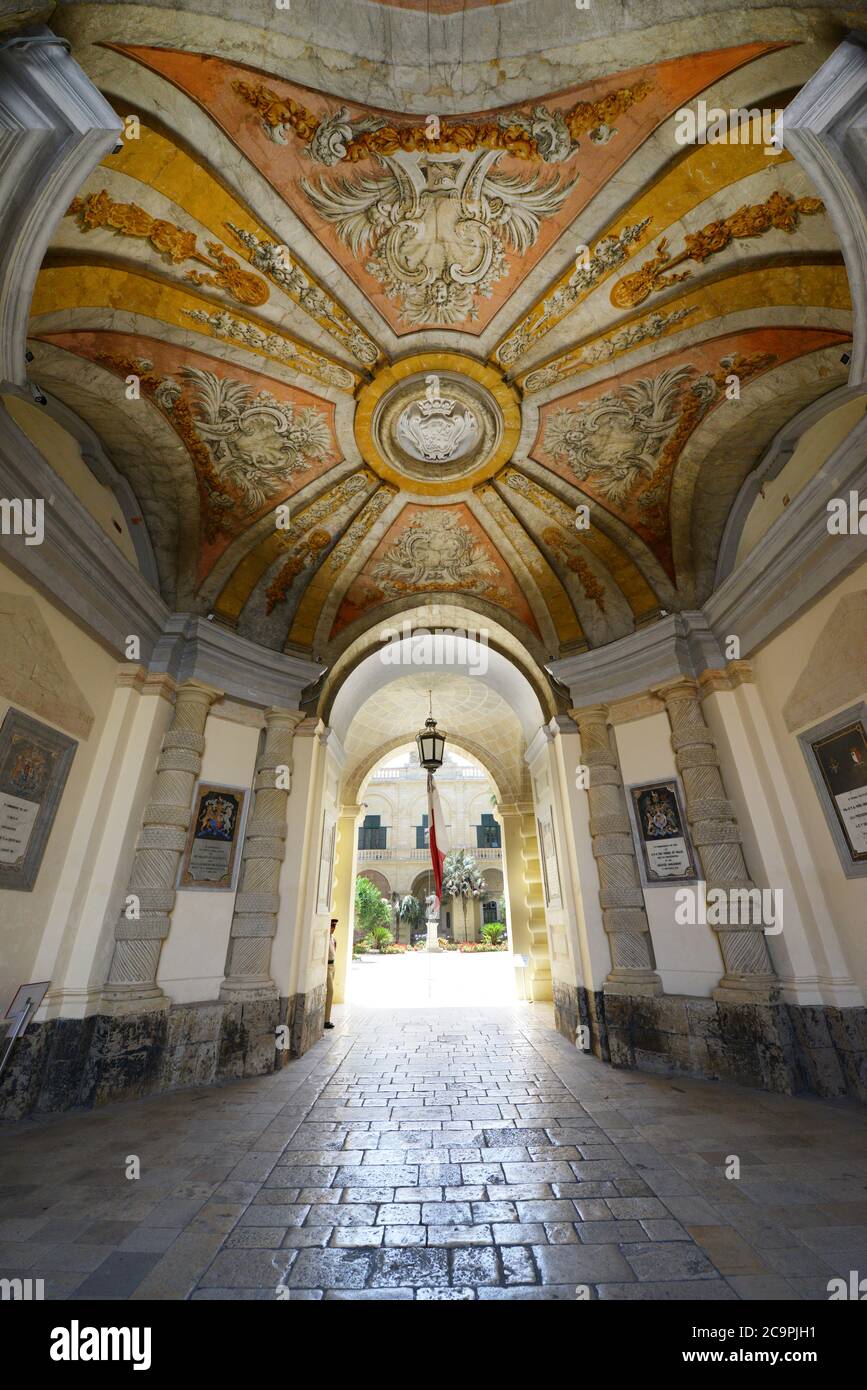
[182,307,357,391]
[224,223,380,365]
[540,351,776,532]
[523,307,697,392]
[544,365,695,506]
[232,81,653,166]
[302,151,577,326]
[370,511,509,603]
[265,527,332,613]
[610,192,825,308]
[496,219,650,364]
[326,486,397,574]
[67,190,269,307]
[159,367,333,512]
[540,526,607,611]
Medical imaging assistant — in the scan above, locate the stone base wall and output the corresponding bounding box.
[282,984,326,1061]
[553,981,609,1062]
[0,998,281,1121]
[553,990,867,1101]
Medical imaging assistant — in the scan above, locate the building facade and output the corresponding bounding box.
[355,749,504,941]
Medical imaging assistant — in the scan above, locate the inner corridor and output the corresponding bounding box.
[2,1002,865,1302]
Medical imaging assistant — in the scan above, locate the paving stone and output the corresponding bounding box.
[597,1281,737,1301]
[384,1226,427,1247]
[427,1224,493,1247]
[74,1251,166,1298]
[331,1226,384,1247]
[370,1248,449,1287]
[492,1222,547,1245]
[624,1241,719,1281]
[238,1205,309,1228]
[502,1245,538,1284]
[288,1248,371,1289]
[450,1246,500,1285]
[470,1201,517,1223]
[305,1205,378,1226]
[422,1202,472,1225]
[533,1243,635,1284]
[516,1200,578,1222]
[224,1229,285,1249]
[417,1286,474,1300]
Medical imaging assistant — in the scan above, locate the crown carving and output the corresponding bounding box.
[418,374,456,418]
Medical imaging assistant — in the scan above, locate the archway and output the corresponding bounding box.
[323,610,560,1012]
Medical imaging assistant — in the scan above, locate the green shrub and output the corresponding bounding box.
[364,925,394,952]
[481,921,506,946]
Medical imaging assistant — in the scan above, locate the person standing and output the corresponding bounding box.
[324,918,338,1030]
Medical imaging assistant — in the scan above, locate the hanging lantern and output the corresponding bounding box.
[416,692,447,772]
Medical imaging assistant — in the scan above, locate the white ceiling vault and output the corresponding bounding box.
[27,0,855,712]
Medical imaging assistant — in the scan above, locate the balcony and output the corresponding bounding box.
[357,846,502,863]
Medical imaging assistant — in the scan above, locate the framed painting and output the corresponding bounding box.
[799,704,867,878]
[627,777,699,887]
[177,782,249,891]
[0,709,77,892]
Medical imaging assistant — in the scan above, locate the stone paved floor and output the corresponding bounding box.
[2,1001,867,1301]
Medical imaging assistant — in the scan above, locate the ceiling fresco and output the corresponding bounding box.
[28,3,854,669]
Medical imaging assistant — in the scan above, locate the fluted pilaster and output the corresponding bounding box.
[220,708,305,1002]
[655,679,777,1002]
[571,704,662,997]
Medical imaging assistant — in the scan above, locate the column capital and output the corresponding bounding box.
[175,678,223,706]
[339,803,364,819]
[653,677,700,704]
[263,706,307,731]
[697,661,754,698]
[569,702,610,728]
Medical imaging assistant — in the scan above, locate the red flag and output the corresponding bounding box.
[427,771,449,906]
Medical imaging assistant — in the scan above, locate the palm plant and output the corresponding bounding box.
[397,893,422,940]
[441,849,485,940]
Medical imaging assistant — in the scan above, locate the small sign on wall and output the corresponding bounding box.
[799,703,867,879]
[536,810,562,909]
[317,813,336,914]
[0,709,77,892]
[627,777,699,887]
[177,782,249,891]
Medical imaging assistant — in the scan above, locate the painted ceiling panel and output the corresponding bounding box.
[28,6,854,663]
[107,41,786,336]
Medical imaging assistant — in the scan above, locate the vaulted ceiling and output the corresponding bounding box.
[30,2,853,671]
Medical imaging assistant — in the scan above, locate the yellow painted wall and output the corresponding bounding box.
[736,394,866,567]
[0,562,119,1015]
[752,559,867,999]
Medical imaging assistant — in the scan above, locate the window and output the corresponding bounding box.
[482,899,498,924]
[358,814,387,851]
[475,812,501,849]
[415,813,429,849]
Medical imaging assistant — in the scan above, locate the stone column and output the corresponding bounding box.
[331,803,362,1002]
[103,680,220,1011]
[571,704,662,996]
[655,678,777,1001]
[221,708,305,1002]
[519,806,553,1002]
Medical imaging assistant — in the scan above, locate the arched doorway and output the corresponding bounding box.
[321,607,564,1012]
